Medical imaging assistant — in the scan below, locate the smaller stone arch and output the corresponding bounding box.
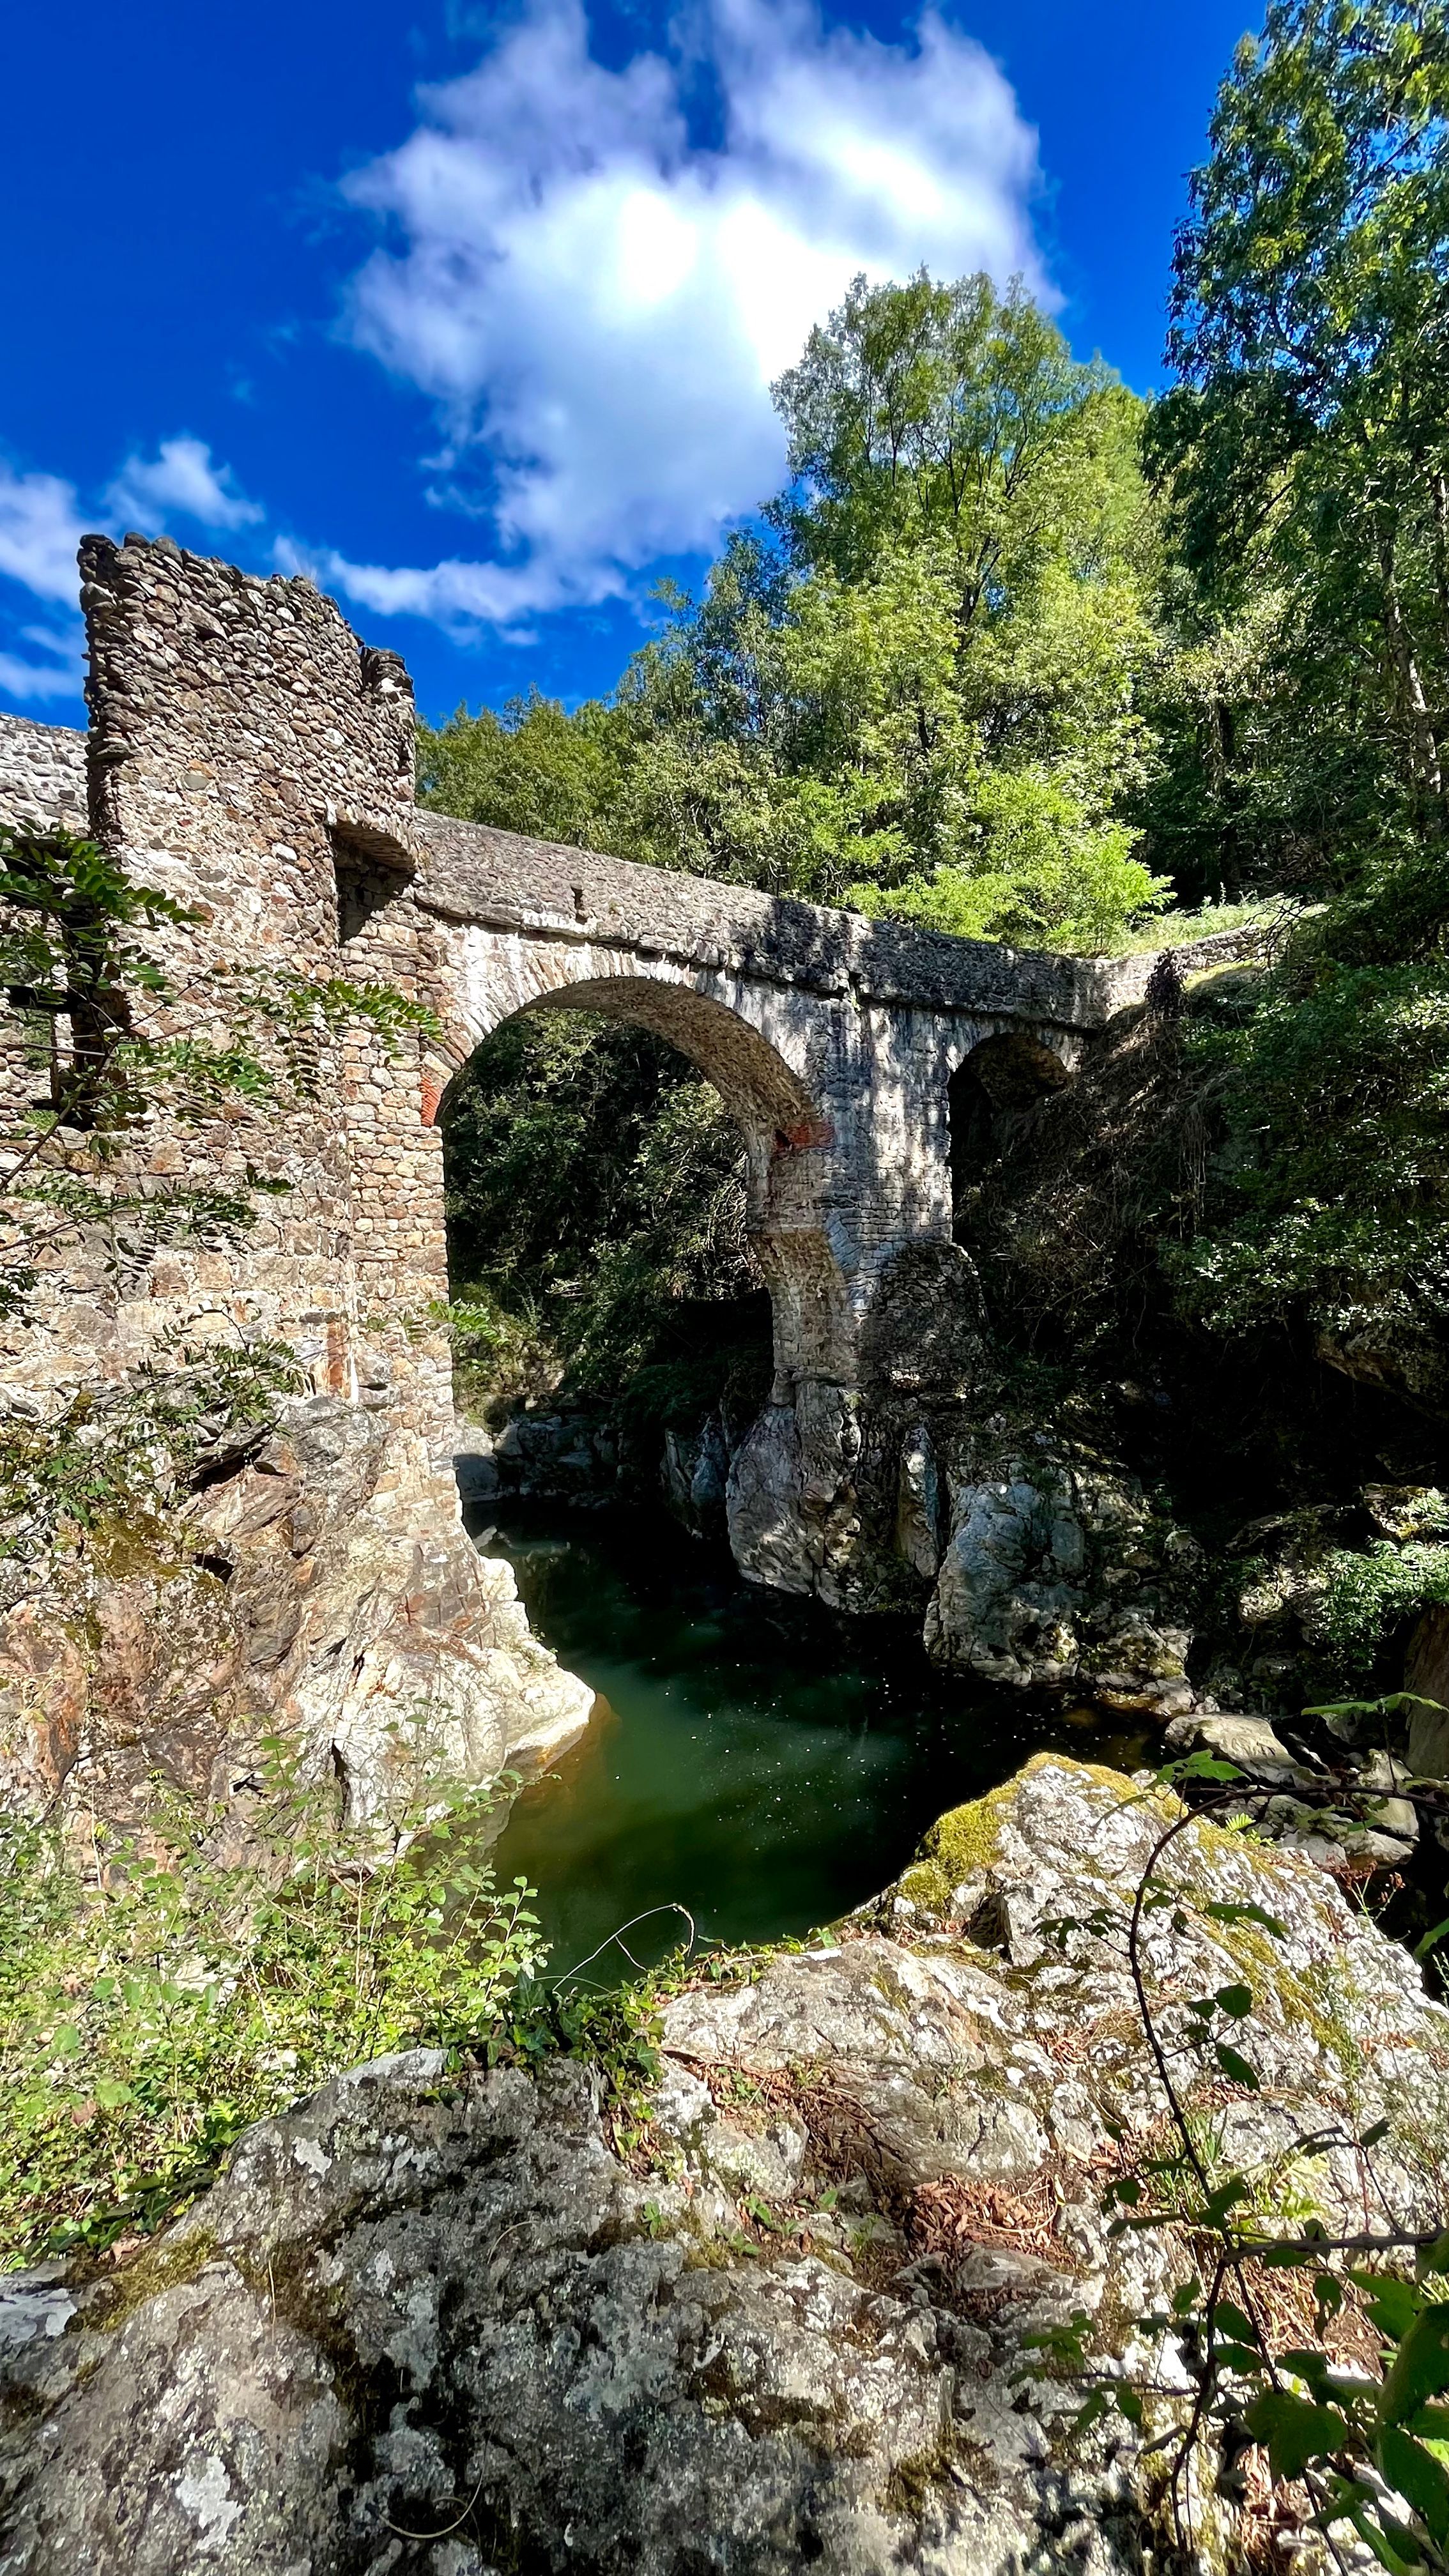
[948,1029,1073,1228]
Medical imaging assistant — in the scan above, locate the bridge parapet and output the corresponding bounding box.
[411,808,1146,1031]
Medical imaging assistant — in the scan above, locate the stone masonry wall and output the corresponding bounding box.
[0,533,454,1465]
[0,711,87,834]
[0,542,594,1831]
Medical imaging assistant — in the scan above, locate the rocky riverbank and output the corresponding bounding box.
[3,1751,1444,2573]
[0,1393,595,1847]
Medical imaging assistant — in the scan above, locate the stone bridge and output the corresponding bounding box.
[0,534,1226,1604]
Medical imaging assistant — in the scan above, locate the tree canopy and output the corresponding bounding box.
[1148,0,1449,875]
[421,273,1170,954]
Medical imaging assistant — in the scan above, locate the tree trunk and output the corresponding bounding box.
[1379,527,1446,815]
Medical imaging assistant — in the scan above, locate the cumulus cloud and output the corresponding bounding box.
[0,463,86,606]
[0,437,265,714]
[108,436,263,533]
[335,0,1045,629]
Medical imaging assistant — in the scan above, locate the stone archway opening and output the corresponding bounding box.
[949,1030,1073,1236]
[436,976,850,1434]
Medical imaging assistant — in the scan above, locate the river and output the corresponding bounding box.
[466,1501,1149,1979]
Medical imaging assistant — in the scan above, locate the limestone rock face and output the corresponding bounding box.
[924,1438,1197,1711]
[0,1395,594,1839]
[661,1407,731,1538]
[3,1754,1445,2574]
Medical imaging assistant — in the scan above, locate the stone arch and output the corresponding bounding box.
[948,1029,1073,1229]
[437,967,853,1396]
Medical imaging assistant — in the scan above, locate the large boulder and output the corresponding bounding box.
[924,1434,1199,1712]
[3,1754,1445,2573]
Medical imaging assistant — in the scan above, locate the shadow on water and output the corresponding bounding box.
[465,1501,1150,1981]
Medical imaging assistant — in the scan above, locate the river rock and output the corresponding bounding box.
[447,1407,620,1508]
[3,1753,1445,2573]
[661,1407,730,1538]
[924,1436,1197,1711]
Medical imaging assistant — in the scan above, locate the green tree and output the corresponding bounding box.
[440,1015,763,1409]
[424,273,1171,953]
[1139,1,1449,1383]
[1150,0,1449,868]
[417,687,632,853]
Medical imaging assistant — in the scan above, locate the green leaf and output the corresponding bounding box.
[1379,2427,1449,2545]
[1383,2306,1449,2425]
[1202,2175,1250,2226]
[1414,1920,1449,1963]
[1211,2301,1259,2347]
[1243,2388,1351,2479]
[1215,2041,1261,2090]
[1215,1982,1254,2019]
[1347,2506,1429,2576]
[1352,2272,1422,2342]
[1202,1900,1289,1938]
[1406,2405,1449,2442]
[1315,2272,1346,2318]
[1162,1752,1245,1783]
[1072,2389,1111,2437]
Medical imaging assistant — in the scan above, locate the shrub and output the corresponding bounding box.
[1318,1540,1449,1682]
[0,1745,544,2267]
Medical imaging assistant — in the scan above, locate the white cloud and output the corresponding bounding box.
[0,463,86,606]
[334,0,1045,630]
[0,436,266,714]
[108,436,263,533]
[0,624,84,702]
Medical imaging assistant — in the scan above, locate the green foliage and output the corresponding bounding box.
[1151,0,1449,868]
[1318,1539,1449,1678]
[422,272,1170,952]
[1124,0,1449,1357]
[0,1741,544,2267]
[418,687,632,851]
[440,1015,762,1409]
[0,1336,303,1570]
[478,1975,663,2152]
[429,1289,561,1417]
[1167,943,1449,1354]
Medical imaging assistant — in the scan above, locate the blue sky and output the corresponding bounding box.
[1,0,1252,732]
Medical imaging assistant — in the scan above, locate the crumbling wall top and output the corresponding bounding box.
[79,531,417,876]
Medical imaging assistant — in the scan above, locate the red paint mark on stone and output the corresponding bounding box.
[420,1074,443,1126]
[773,1116,834,1154]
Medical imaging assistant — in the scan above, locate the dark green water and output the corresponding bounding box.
[468,1503,1146,1979]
